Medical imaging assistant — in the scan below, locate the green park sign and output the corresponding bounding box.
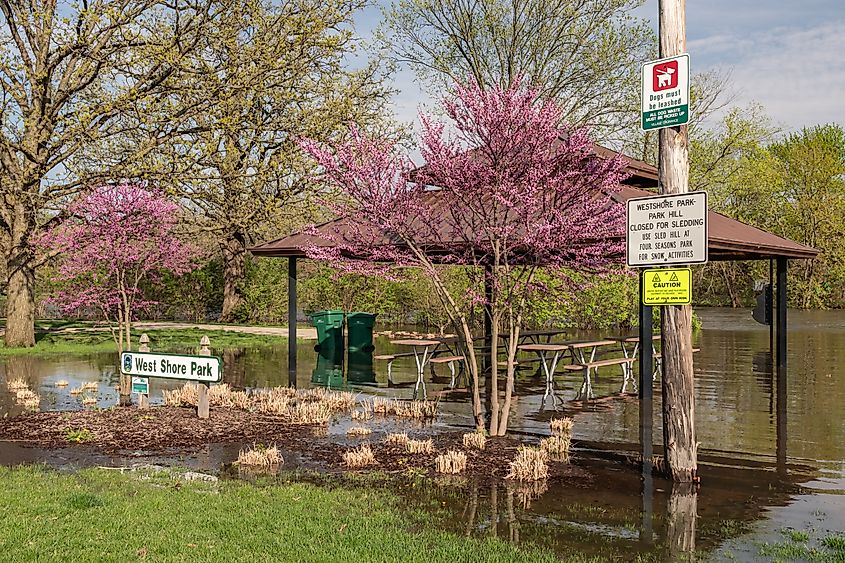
[641,54,690,131]
[120,351,222,383]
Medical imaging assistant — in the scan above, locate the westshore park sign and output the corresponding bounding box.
[120,351,222,383]
[626,191,708,268]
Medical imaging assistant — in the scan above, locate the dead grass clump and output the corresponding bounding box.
[82,381,99,391]
[406,438,434,455]
[7,378,28,391]
[254,388,292,416]
[162,383,200,407]
[383,432,409,446]
[14,388,40,410]
[55,380,69,387]
[299,388,356,412]
[550,417,574,438]
[343,444,376,468]
[371,397,392,415]
[462,432,487,450]
[81,395,97,407]
[226,390,251,410]
[540,436,571,461]
[393,399,438,419]
[70,386,84,396]
[288,400,333,425]
[506,446,549,482]
[544,416,573,461]
[237,444,283,467]
[434,450,467,474]
[15,389,36,401]
[346,426,372,437]
[351,401,373,421]
[208,383,233,404]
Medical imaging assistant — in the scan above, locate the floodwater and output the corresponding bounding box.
[1,307,844,560]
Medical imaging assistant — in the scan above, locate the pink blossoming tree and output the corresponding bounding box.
[39,183,198,357]
[301,80,629,434]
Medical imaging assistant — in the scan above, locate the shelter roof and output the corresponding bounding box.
[251,145,817,262]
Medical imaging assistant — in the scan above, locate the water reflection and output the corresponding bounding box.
[1,308,844,558]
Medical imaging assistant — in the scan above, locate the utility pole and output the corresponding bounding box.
[658,0,698,482]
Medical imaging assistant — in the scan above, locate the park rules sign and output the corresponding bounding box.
[641,54,690,131]
[626,191,708,267]
[121,351,222,383]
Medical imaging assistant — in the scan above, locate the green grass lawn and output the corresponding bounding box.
[0,466,565,562]
[0,324,288,357]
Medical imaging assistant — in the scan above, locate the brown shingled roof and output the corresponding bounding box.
[251,145,817,262]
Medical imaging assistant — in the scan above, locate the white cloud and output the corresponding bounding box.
[707,22,845,130]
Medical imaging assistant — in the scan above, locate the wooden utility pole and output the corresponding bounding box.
[658,0,697,482]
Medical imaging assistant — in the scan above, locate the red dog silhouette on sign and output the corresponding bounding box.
[653,61,678,91]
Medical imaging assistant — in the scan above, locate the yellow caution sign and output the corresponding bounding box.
[642,267,691,305]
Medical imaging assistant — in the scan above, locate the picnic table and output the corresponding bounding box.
[518,339,637,405]
[518,343,571,409]
[386,338,441,399]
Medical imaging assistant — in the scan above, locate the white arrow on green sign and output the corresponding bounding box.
[120,351,222,383]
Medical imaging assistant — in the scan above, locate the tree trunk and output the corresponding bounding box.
[659,0,697,483]
[4,261,36,348]
[220,232,247,322]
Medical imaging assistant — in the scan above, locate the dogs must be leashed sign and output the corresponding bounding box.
[642,268,692,305]
[627,191,708,267]
[121,351,222,383]
[641,54,690,131]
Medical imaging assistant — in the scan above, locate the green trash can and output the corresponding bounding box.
[310,310,344,354]
[347,312,376,352]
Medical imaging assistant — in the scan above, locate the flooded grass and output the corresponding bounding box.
[0,465,564,562]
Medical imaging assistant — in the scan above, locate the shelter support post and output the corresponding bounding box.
[776,257,788,474]
[638,271,654,542]
[776,258,787,375]
[288,257,297,388]
[769,260,775,355]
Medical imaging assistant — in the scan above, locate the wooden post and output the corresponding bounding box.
[658,0,697,482]
[197,335,210,419]
[137,334,150,409]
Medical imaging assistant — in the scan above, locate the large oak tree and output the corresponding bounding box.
[0,0,208,346]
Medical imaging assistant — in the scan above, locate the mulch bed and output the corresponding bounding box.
[0,406,592,483]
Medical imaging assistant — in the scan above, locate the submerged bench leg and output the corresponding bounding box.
[577,367,595,400]
[386,360,395,384]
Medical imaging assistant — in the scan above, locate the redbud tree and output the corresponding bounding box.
[302,81,628,434]
[39,183,197,354]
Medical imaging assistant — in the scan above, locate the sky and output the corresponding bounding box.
[356,0,845,134]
